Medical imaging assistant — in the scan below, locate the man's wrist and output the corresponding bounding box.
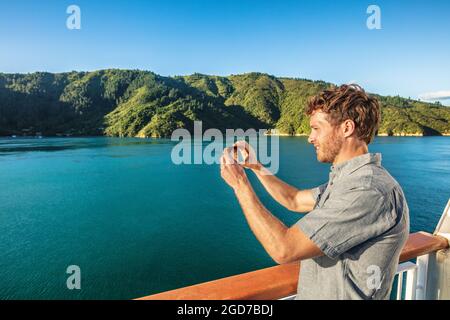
[233,175,252,193]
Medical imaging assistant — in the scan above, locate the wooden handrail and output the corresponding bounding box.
[137,232,449,300]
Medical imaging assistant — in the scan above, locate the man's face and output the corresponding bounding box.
[308,110,344,163]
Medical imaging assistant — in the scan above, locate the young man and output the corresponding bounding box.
[220,84,410,300]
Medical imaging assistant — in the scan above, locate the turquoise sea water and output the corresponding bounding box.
[0,136,449,299]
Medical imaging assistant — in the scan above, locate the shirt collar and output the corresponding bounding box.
[330,153,382,180]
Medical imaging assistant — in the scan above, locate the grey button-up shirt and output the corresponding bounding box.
[295,153,409,300]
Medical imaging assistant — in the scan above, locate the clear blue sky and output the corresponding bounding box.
[0,0,449,104]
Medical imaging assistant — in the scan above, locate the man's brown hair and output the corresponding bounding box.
[306,84,381,144]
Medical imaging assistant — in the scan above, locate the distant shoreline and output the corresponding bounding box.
[2,70,450,140]
[2,133,450,139]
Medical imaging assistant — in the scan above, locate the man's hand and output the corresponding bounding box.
[231,141,316,213]
[220,146,323,264]
[220,147,249,190]
[232,141,262,171]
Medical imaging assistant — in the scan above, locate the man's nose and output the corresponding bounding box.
[308,134,314,144]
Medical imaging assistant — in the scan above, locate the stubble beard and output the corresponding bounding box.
[317,131,344,163]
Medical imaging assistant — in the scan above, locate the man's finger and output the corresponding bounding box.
[233,141,251,165]
[234,140,250,153]
[234,140,248,148]
[223,147,235,164]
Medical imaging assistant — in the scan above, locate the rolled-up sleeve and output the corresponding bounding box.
[310,183,328,206]
[296,187,395,259]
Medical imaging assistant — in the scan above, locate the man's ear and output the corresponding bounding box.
[342,119,356,138]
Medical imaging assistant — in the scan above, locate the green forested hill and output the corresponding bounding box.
[0,69,449,137]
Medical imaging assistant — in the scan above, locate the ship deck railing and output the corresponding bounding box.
[138,200,450,300]
[137,232,448,300]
